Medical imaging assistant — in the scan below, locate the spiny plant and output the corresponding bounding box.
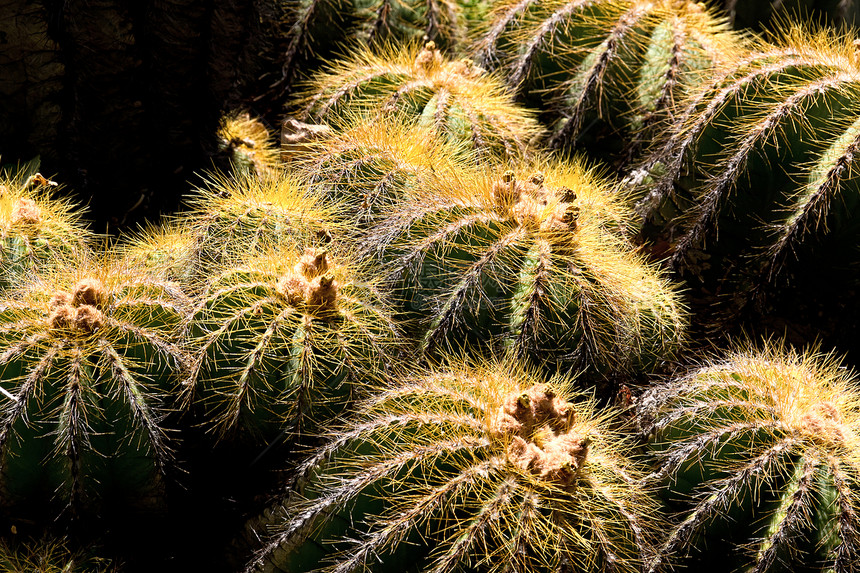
[363,159,685,379]
[180,169,340,282]
[265,0,484,105]
[0,165,93,292]
[183,242,399,444]
[217,112,281,177]
[633,23,860,322]
[291,113,473,227]
[471,0,741,155]
[0,253,191,516]
[298,41,543,159]
[115,218,200,287]
[706,0,860,32]
[637,341,860,572]
[243,359,661,573]
[0,536,117,572]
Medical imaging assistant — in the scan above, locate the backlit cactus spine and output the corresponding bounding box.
[184,243,399,443]
[217,113,281,178]
[0,166,92,292]
[637,342,860,572]
[299,42,543,159]
[472,0,741,153]
[0,255,190,515]
[244,360,660,573]
[0,537,116,572]
[364,159,685,379]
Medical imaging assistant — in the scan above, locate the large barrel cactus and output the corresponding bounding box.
[471,0,741,154]
[638,342,860,572]
[244,360,660,573]
[364,159,685,378]
[1,166,92,292]
[634,24,860,336]
[184,243,399,443]
[0,255,190,516]
[299,42,543,159]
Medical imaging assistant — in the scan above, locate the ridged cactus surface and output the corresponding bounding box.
[0,256,190,515]
[245,360,659,573]
[638,343,860,572]
[364,159,685,377]
[0,168,92,293]
[472,0,740,152]
[185,244,399,442]
[635,25,860,320]
[299,42,542,159]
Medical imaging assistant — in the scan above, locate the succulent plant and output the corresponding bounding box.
[638,342,860,572]
[707,0,860,32]
[471,0,741,154]
[243,359,659,573]
[184,243,399,443]
[298,42,543,159]
[290,114,472,227]
[633,24,860,321]
[0,166,92,293]
[364,159,685,379]
[0,254,190,516]
[217,113,281,177]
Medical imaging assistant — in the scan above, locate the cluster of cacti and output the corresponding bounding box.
[637,342,860,572]
[363,159,686,377]
[6,0,860,571]
[298,41,543,159]
[244,360,659,573]
[471,0,742,153]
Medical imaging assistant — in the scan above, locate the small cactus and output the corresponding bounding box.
[0,254,190,515]
[364,159,685,378]
[0,166,92,292]
[638,342,860,572]
[243,359,660,573]
[184,243,399,443]
[218,113,281,177]
[472,0,741,154]
[299,42,543,159]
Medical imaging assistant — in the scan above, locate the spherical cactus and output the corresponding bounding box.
[363,159,686,379]
[0,254,190,516]
[182,169,340,280]
[243,359,660,573]
[637,342,860,572]
[184,243,399,444]
[217,112,281,177]
[0,167,92,293]
[471,0,741,155]
[115,219,200,287]
[634,23,860,328]
[298,42,543,159]
[290,114,472,227]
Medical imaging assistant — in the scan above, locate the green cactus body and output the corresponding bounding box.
[472,0,740,152]
[217,113,281,178]
[299,42,542,159]
[244,360,659,573]
[0,257,190,515]
[117,219,201,288]
[0,168,92,293]
[185,245,399,443]
[636,25,860,315]
[183,169,340,280]
[638,343,860,572]
[365,160,685,377]
[293,115,472,227]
